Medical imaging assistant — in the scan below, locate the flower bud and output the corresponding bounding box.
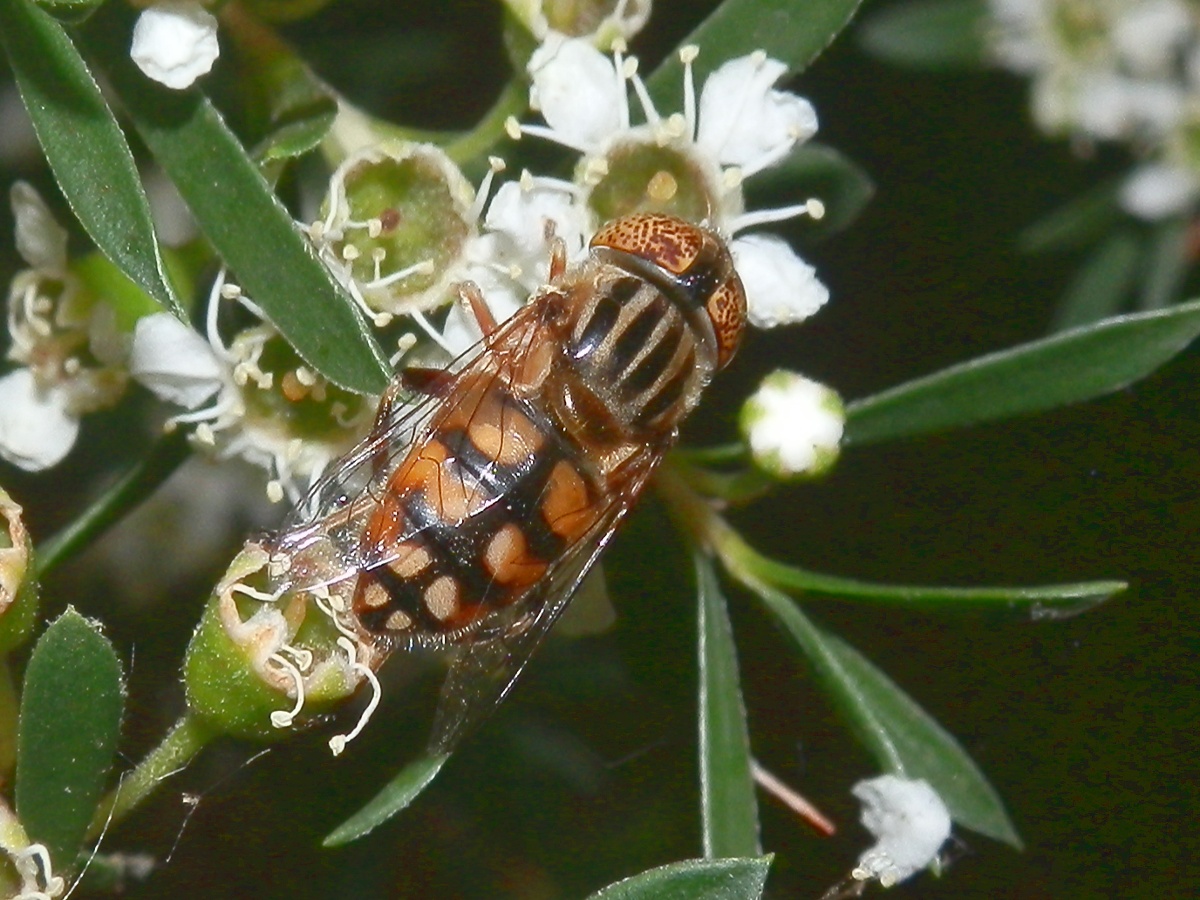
[0,489,37,655]
[740,370,843,480]
[183,543,380,742]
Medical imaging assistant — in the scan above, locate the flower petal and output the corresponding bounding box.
[732,234,828,329]
[528,33,624,150]
[1119,162,1200,220]
[10,182,68,275]
[129,312,224,408]
[484,179,588,269]
[697,54,818,174]
[0,369,79,471]
[130,1,220,91]
[852,775,952,887]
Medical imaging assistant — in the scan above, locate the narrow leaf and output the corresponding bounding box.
[744,143,874,238]
[858,0,988,69]
[844,299,1200,445]
[0,0,181,316]
[16,608,124,865]
[726,536,1124,615]
[750,585,1021,847]
[648,0,864,107]
[1050,230,1141,332]
[1138,217,1190,312]
[82,7,391,395]
[587,856,772,900]
[1017,181,1121,254]
[323,753,448,846]
[696,553,760,859]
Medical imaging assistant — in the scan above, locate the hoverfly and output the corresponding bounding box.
[266,212,747,753]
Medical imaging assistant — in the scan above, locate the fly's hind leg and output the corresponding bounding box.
[456,281,499,337]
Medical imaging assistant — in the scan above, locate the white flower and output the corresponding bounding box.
[0,369,79,471]
[1111,0,1194,75]
[741,371,843,479]
[850,775,952,888]
[155,278,375,502]
[130,1,219,90]
[309,144,478,322]
[1119,162,1200,219]
[696,52,819,176]
[482,175,589,269]
[130,312,223,408]
[1,184,129,470]
[514,39,829,331]
[11,181,67,275]
[732,233,829,328]
[528,33,627,149]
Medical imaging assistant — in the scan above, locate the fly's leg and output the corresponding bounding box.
[456,280,498,336]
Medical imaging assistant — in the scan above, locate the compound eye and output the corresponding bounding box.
[706,275,747,369]
[590,213,704,276]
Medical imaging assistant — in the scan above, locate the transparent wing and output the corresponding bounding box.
[267,307,547,593]
[428,455,659,755]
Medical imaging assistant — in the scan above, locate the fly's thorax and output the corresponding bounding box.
[543,261,714,448]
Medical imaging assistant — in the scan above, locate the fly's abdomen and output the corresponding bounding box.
[351,370,603,640]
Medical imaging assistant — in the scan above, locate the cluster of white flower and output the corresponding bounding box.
[1,24,843,491]
[987,0,1200,218]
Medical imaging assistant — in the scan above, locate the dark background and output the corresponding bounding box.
[3,0,1198,896]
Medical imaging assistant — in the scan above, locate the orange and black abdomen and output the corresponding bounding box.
[351,369,602,640]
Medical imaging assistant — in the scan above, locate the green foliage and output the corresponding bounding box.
[0,0,1189,895]
[16,609,123,865]
[696,554,760,860]
[586,857,772,900]
[81,3,390,394]
[858,0,988,69]
[0,0,181,316]
[845,299,1200,445]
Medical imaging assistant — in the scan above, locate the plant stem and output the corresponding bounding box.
[443,79,527,166]
[35,429,191,579]
[87,714,215,838]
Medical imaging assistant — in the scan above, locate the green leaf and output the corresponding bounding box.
[586,857,772,900]
[323,753,448,846]
[1017,181,1122,254]
[647,0,864,108]
[221,4,338,163]
[844,299,1200,445]
[731,543,1124,615]
[1050,230,1142,332]
[16,608,124,866]
[858,0,987,69]
[744,143,874,237]
[0,0,181,316]
[1138,217,1190,312]
[696,554,760,859]
[749,585,1021,846]
[81,6,391,395]
[32,0,102,25]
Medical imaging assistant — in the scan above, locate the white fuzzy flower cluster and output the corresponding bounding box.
[3,35,837,501]
[0,185,128,471]
[850,774,952,888]
[510,37,831,328]
[987,0,1200,218]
